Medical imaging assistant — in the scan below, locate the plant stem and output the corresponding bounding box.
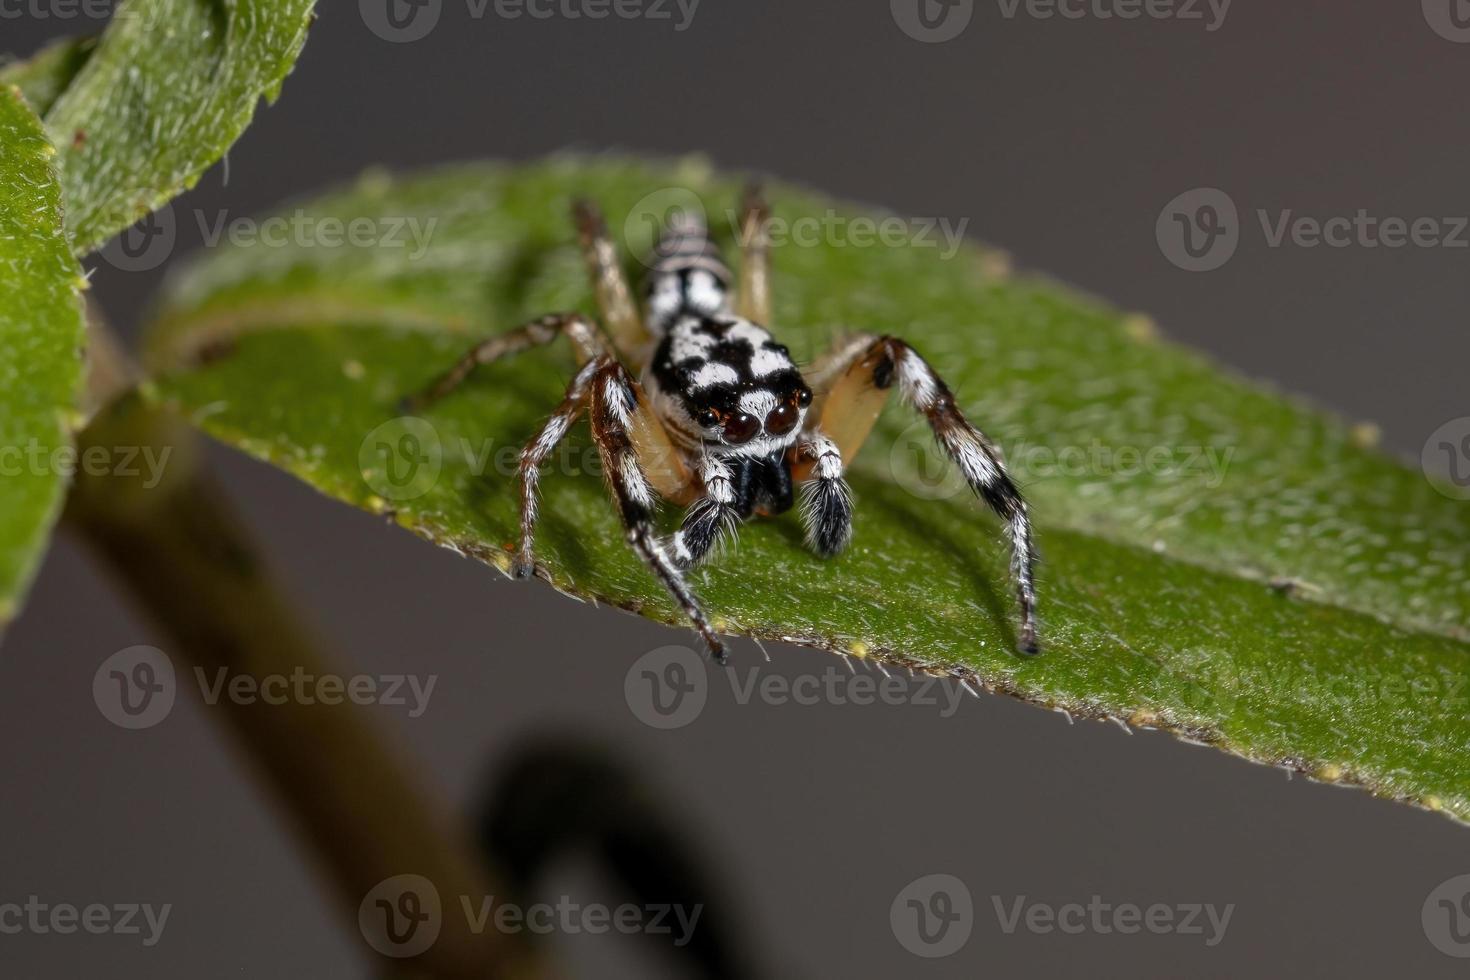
[65,329,549,979]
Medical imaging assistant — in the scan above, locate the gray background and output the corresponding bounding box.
[4,0,1470,976]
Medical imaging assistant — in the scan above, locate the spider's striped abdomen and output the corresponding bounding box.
[642,210,733,335]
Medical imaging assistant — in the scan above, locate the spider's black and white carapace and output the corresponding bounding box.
[406,187,1038,661]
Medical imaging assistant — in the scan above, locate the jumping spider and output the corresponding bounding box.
[405,187,1038,662]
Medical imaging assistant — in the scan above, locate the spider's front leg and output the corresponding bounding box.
[797,335,1040,654]
[587,362,727,662]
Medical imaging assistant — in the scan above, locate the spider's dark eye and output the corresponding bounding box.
[722,412,760,444]
[696,408,720,428]
[795,385,813,407]
[765,401,800,436]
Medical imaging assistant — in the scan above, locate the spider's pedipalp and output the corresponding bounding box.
[795,432,852,557]
[589,360,727,662]
[799,335,1040,654]
[670,454,742,569]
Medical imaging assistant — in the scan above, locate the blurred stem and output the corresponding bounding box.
[65,316,548,980]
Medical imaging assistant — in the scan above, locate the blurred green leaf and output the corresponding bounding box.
[0,36,96,116]
[27,0,316,255]
[0,87,86,629]
[143,158,1470,823]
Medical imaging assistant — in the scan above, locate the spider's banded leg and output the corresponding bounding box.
[572,200,648,357]
[798,336,1039,654]
[512,356,603,578]
[793,432,853,557]
[402,312,608,412]
[589,362,726,663]
[670,455,742,569]
[735,183,772,324]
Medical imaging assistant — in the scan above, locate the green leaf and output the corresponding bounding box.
[142,158,1470,823]
[31,0,316,255]
[0,87,87,629]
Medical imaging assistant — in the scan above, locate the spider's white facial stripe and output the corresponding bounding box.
[689,362,740,389]
[723,320,771,348]
[669,328,716,363]
[748,346,789,377]
[711,432,798,459]
[737,389,779,420]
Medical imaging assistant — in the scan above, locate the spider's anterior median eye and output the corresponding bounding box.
[765,401,800,436]
[723,412,761,444]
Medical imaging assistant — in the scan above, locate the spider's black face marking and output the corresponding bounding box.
[650,314,811,456]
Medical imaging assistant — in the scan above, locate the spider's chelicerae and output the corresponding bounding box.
[406,187,1038,662]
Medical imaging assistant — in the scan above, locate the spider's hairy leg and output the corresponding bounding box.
[735,182,772,324]
[589,362,726,663]
[401,312,608,412]
[799,335,1040,654]
[512,356,604,579]
[793,432,853,558]
[572,199,649,357]
[669,455,742,569]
